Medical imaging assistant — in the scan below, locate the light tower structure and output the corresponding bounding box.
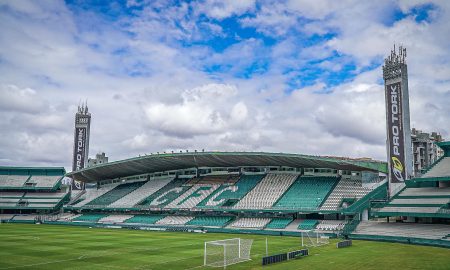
[71,102,91,190]
[382,45,413,197]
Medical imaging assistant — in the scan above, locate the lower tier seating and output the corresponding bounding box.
[156,216,194,225]
[297,219,318,230]
[316,220,347,231]
[186,216,233,227]
[265,218,293,229]
[124,215,165,224]
[0,214,15,221]
[99,215,134,223]
[354,221,450,240]
[229,217,271,229]
[72,214,108,222]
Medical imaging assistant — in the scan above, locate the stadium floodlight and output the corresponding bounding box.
[204,238,253,269]
[301,231,329,247]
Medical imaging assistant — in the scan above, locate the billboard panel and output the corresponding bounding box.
[72,127,87,190]
[386,81,406,183]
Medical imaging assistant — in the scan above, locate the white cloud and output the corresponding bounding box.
[144,84,249,137]
[196,0,256,19]
[0,0,449,171]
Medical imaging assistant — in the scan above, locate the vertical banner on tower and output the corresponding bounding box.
[72,127,86,190]
[386,81,406,183]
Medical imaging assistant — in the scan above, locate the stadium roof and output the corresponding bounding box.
[67,152,387,182]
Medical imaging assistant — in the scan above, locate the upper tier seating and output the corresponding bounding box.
[73,184,119,207]
[186,175,239,185]
[86,181,146,206]
[0,175,29,187]
[376,186,450,216]
[72,213,108,222]
[0,191,67,209]
[229,217,271,229]
[27,175,61,188]
[198,174,264,207]
[139,178,190,207]
[320,178,372,211]
[0,192,24,198]
[265,218,293,229]
[234,174,297,209]
[398,187,450,197]
[297,219,318,230]
[125,215,165,224]
[99,215,134,223]
[274,176,338,210]
[377,206,441,214]
[186,216,233,227]
[23,192,66,198]
[316,220,347,231]
[390,198,450,205]
[155,216,194,225]
[165,185,220,208]
[109,177,173,208]
[354,221,450,240]
[422,157,450,178]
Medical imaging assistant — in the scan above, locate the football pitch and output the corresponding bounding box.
[0,224,449,270]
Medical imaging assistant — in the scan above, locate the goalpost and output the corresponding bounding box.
[204,238,253,268]
[301,231,329,247]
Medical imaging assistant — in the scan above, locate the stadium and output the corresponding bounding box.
[1,3,450,270]
[1,143,450,269]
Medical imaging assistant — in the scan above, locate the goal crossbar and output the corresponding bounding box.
[204,238,253,268]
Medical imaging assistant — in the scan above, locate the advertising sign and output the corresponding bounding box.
[386,81,406,183]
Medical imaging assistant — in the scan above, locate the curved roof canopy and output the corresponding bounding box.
[67,151,387,182]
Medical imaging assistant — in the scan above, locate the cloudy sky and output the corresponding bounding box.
[0,0,449,170]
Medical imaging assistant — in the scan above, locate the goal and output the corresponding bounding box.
[204,238,253,268]
[301,231,329,247]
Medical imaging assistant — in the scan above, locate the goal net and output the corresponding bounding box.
[204,238,253,268]
[301,231,329,247]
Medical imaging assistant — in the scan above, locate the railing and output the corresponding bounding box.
[342,183,388,214]
[342,217,360,236]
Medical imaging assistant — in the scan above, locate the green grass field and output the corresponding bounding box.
[0,224,449,270]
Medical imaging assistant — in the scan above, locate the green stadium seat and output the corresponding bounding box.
[298,219,318,230]
[124,215,165,224]
[87,181,146,206]
[186,216,233,227]
[72,213,108,222]
[274,176,338,210]
[139,178,190,207]
[197,175,264,208]
[265,218,293,229]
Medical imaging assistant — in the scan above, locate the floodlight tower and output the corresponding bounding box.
[382,45,413,197]
[71,102,91,190]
